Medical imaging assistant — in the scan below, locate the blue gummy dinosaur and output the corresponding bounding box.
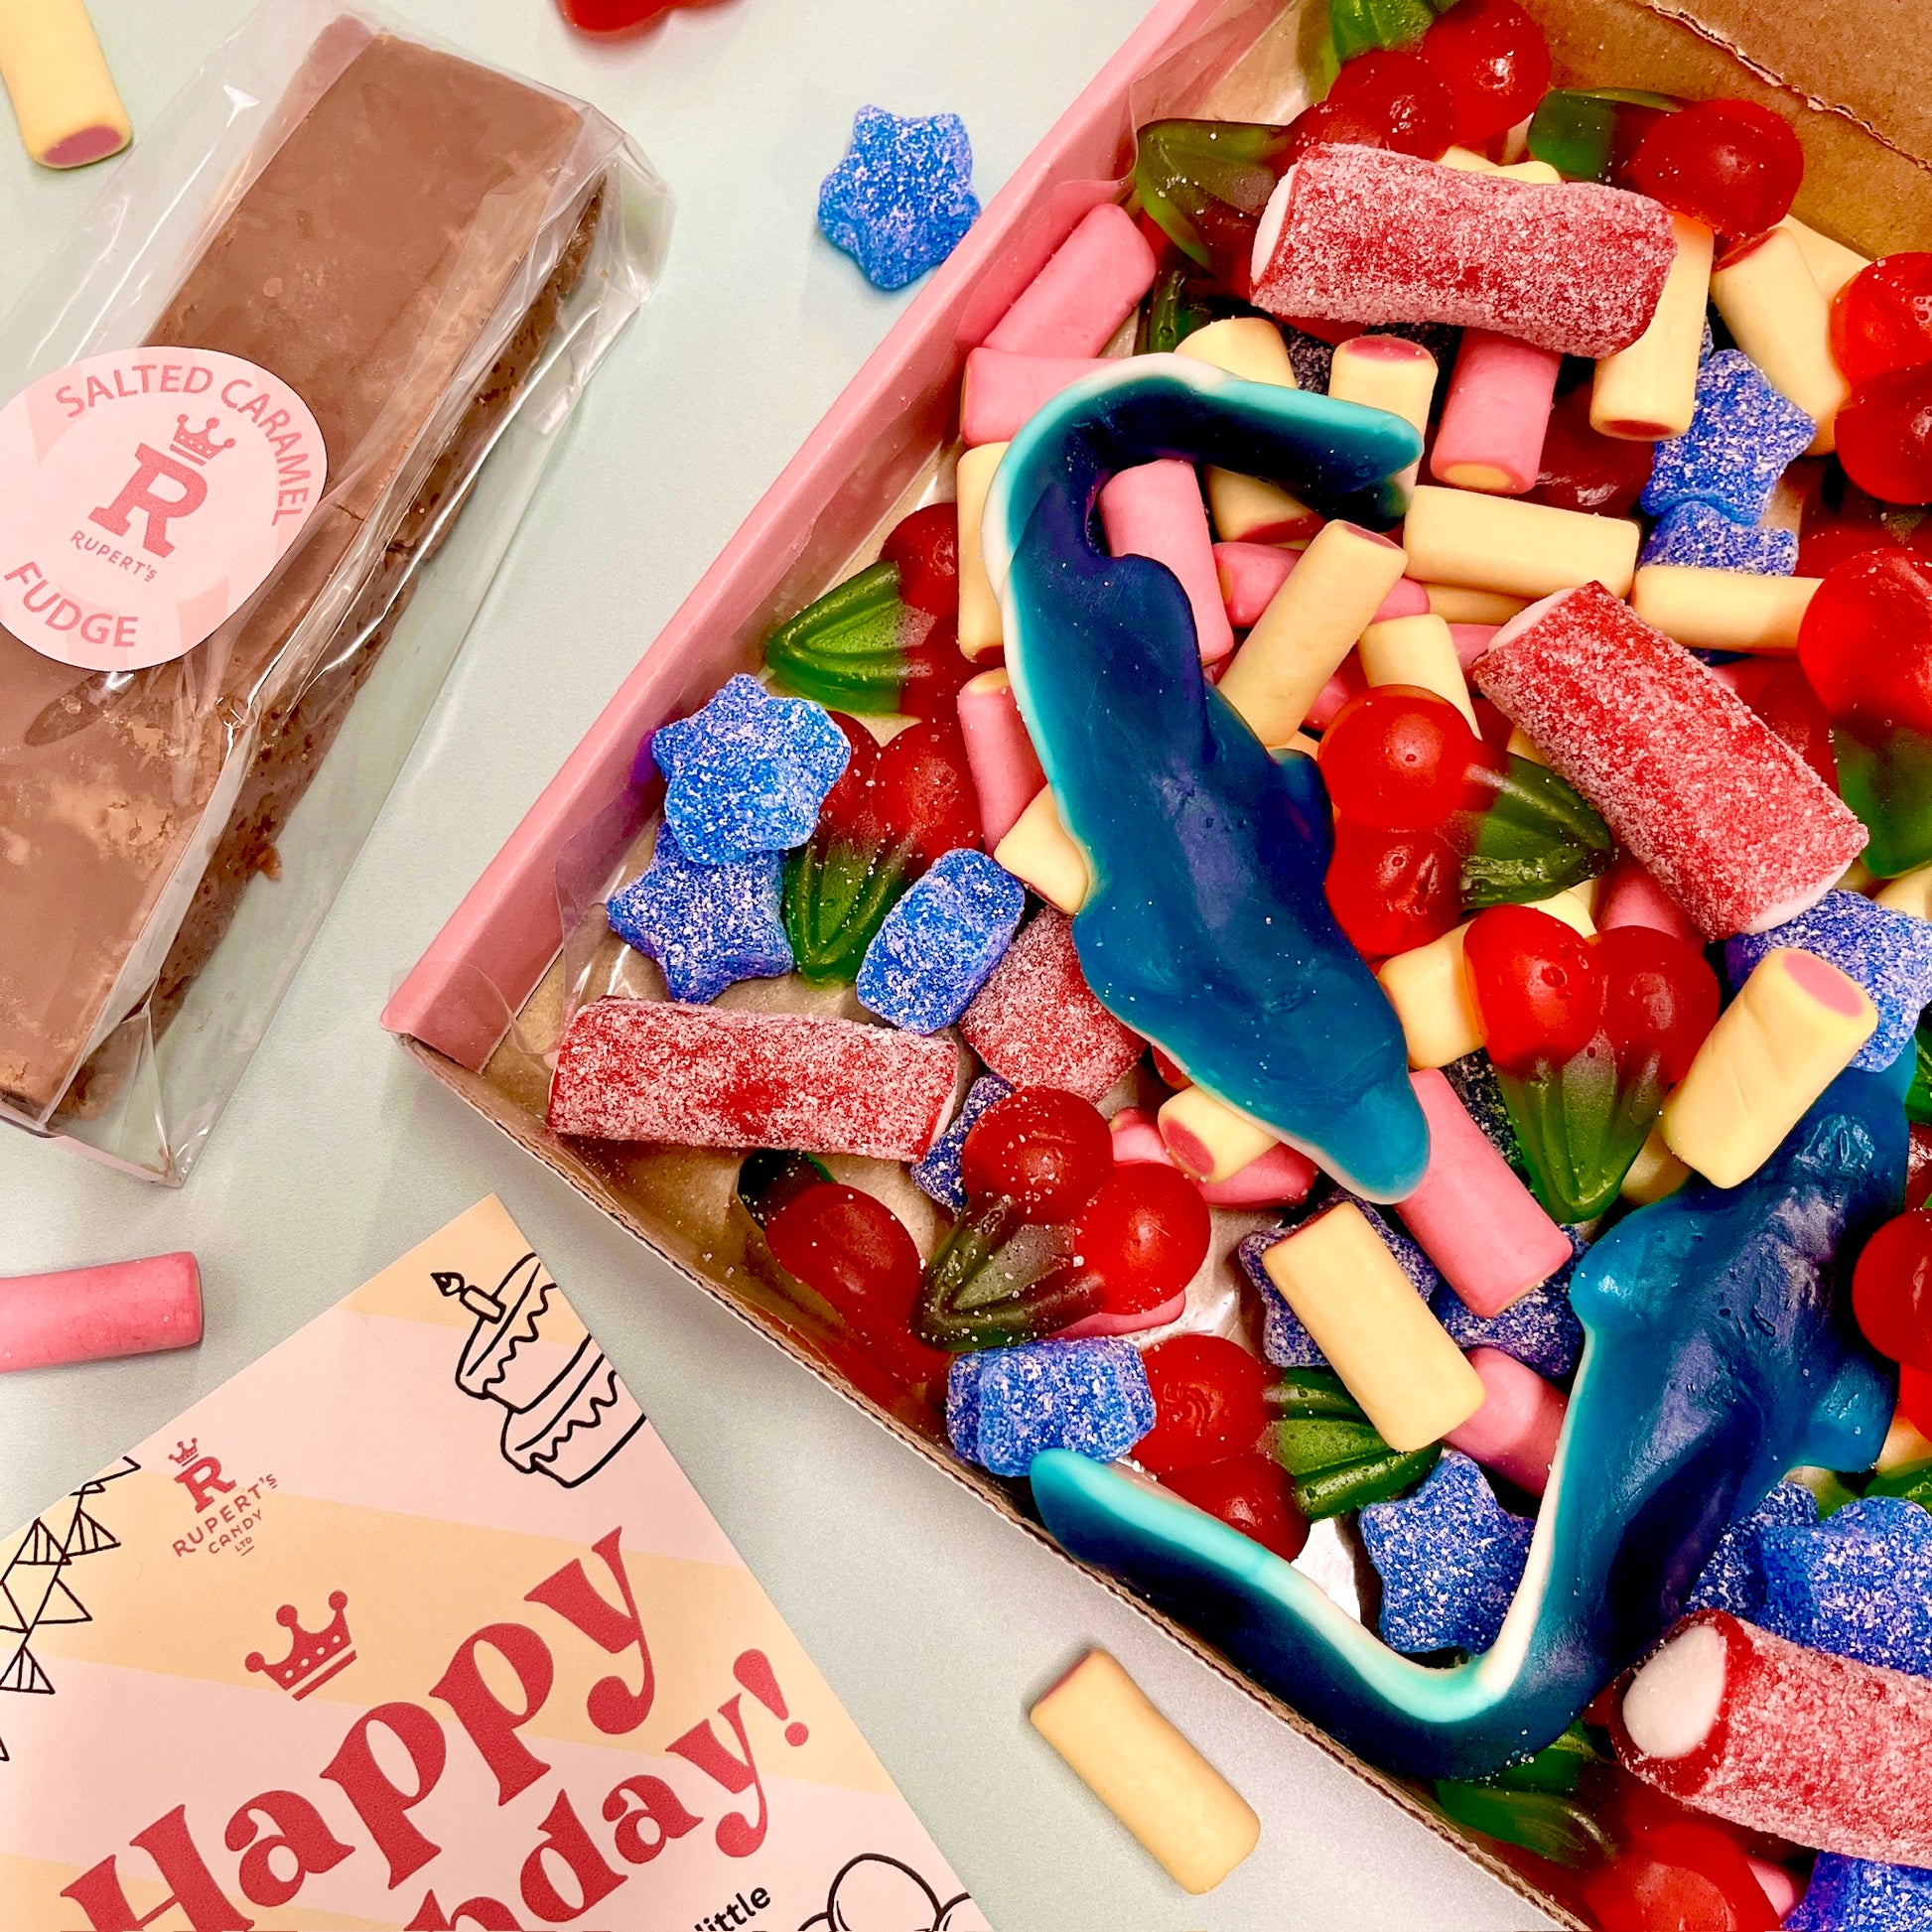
[983,356,1429,1200]
[1034,1059,1905,1781]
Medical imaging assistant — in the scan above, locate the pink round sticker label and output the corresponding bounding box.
[0,346,326,672]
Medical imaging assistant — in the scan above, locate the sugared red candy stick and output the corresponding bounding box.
[1444,1346,1566,1496]
[1099,459,1235,664]
[957,668,1045,846]
[985,203,1159,358]
[1402,485,1640,600]
[961,349,1113,447]
[548,999,958,1160]
[1431,331,1562,495]
[0,1253,202,1371]
[1661,949,1876,1188]
[1615,1609,1932,1868]
[1473,583,1867,938]
[1249,145,1675,357]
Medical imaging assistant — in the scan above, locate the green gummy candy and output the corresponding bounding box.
[1904,1019,1932,1126]
[1525,87,1677,184]
[782,840,909,985]
[1328,0,1438,61]
[1866,1458,1932,1510]
[1832,724,1932,879]
[1461,757,1614,910]
[1485,1723,1599,1796]
[1268,1366,1366,1422]
[1434,1781,1616,1867]
[763,560,912,715]
[1293,1443,1443,1520]
[1273,1415,1388,1475]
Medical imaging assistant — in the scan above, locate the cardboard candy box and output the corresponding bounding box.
[385,0,1932,1917]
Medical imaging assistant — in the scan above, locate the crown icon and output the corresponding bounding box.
[170,415,235,466]
[244,1589,356,1700]
[169,1439,199,1466]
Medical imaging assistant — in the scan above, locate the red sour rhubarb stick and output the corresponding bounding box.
[1249,145,1675,358]
[547,999,958,1160]
[1614,1609,1932,1869]
[1473,585,1866,938]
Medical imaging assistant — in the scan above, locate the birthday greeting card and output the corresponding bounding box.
[0,1198,987,1932]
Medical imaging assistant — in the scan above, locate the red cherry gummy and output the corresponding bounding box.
[873,716,985,867]
[1796,547,1932,733]
[1531,379,1656,514]
[816,713,884,842]
[1853,1209,1932,1371]
[1832,253,1932,387]
[1595,926,1721,1086]
[1163,1453,1311,1561]
[1318,686,1484,830]
[1073,1164,1212,1311]
[1325,51,1456,161]
[1903,1363,1932,1436]
[1797,470,1903,579]
[1463,904,1604,1074]
[1136,1335,1271,1473]
[1281,97,1391,166]
[1910,1122,1932,1210]
[1720,657,1840,791]
[1837,364,1932,505]
[880,503,960,620]
[1325,820,1463,958]
[1417,0,1552,148]
[960,1086,1112,1223]
[557,0,683,31]
[1625,98,1803,240]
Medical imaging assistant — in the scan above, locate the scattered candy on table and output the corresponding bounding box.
[0,1252,202,1371]
[817,104,980,291]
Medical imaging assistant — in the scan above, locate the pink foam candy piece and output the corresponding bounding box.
[1444,1345,1567,1495]
[0,1253,203,1372]
[1251,146,1675,358]
[984,203,1160,359]
[1598,853,1702,943]
[1213,540,1429,629]
[960,907,1143,1101]
[1430,330,1564,495]
[1449,622,1498,670]
[1474,584,1867,938]
[1099,459,1235,664]
[960,347,1112,446]
[1614,1608,1932,1869]
[1747,1861,1799,1922]
[1306,650,1368,731]
[1109,1106,1316,1206]
[1398,1068,1574,1316]
[1059,1289,1188,1340]
[1109,1107,1172,1167]
[956,672,1045,846]
[547,999,957,1160]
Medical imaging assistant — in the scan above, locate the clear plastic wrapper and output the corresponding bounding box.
[0,0,670,1182]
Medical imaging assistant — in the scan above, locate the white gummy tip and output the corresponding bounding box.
[1622,1620,1727,1760]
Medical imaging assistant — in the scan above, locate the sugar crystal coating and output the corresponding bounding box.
[1687,1480,1820,1620]
[1433,1243,1586,1381]
[1474,584,1867,938]
[911,1072,1011,1211]
[817,105,980,291]
[1787,1855,1932,1932]
[1640,501,1799,576]
[1359,1450,1533,1655]
[547,998,957,1160]
[651,674,850,865]
[959,906,1145,1100]
[607,825,792,1004]
[1640,349,1815,526]
[857,847,1025,1034]
[1758,1495,1932,1678]
[947,1338,1155,1477]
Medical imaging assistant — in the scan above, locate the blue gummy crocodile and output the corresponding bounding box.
[983,356,1429,1200]
[1034,1058,1906,1781]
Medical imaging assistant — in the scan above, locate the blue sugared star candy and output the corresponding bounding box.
[857,848,1025,1034]
[1433,1247,1586,1382]
[608,825,792,1004]
[818,105,979,291]
[651,673,849,865]
[1640,500,1799,575]
[911,1072,1010,1211]
[948,1338,1154,1478]
[1726,890,1932,1070]
[1641,349,1815,526]
[1687,1479,1819,1619]
[1759,1495,1932,1678]
[1359,1449,1534,1656]
[1443,1052,1530,1179]
[1787,1855,1932,1932]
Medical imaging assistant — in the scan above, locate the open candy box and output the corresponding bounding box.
[387,0,1932,1919]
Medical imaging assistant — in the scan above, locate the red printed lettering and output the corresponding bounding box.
[665,1697,770,1859]
[519,1791,624,1925]
[429,1621,554,1805]
[319,1702,447,1887]
[59,1806,255,1931]
[88,444,207,558]
[222,1790,352,1909]
[405,1893,523,1930]
[525,1528,653,1734]
[601,1774,701,1865]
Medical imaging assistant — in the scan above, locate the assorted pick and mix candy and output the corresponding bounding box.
[552,14,1932,1919]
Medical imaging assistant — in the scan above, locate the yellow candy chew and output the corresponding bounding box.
[955,441,1008,659]
[1630,565,1821,655]
[1329,336,1437,507]
[1424,583,1527,624]
[1403,486,1641,600]
[1177,321,1314,544]
[1031,1650,1261,1895]
[1712,227,1849,456]
[1620,1124,1691,1205]
[1775,213,1869,305]
[0,0,129,169]
[1378,922,1484,1069]
[1261,1203,1485,1451]
[993,785,1090,913]
[1157,1084,1279,1184]
[1661,948,1876,1188]
[1173,317,1298,387]
[1358,614,1476,728]
[1592,215,1715,442]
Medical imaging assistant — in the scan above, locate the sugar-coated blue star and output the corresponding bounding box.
[818,104,980,291]
[650,673,849,865]
[1360,1449,1534,1656]
[948,1338,1154,1478]
[1433,1252,1587,1382]
[1443,1052,1531,1179]
[1759,1494,1932,1678]
[1687,1479,1819,1619]
[858,848,1025,1034]
[1788,1855,1932,1932]
[607,824,792,1004]
[1727,890,1932,1070]
[911,1072,1010,1212]
[1641,349,1815,525]
[1640,500,1799,575]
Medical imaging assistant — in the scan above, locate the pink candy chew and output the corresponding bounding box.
[0,1253,202,1372]
[1100,460,1234,663]
[1251,147,1675,358]
[1397,1068,1573,1316]
[957,669,1046,845]
[1614,1609,1932,1868]
[1213,541,1429,629]
[960,907,1144,1101]
[548,999,957,1160]
[960,347,1111,446]
[1109,1107,1315,1206]
[1449,622,1497,670]
[1598,853,1703,943]
[1306,651,1369,731]
[1445,1346,1567,1495]
[1474,585,1866,938]
[1431,331,1564,496]
[984,203,1159,359]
